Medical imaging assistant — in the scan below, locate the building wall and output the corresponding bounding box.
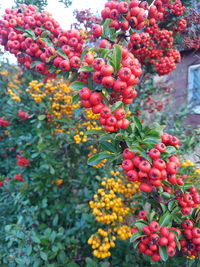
[169,50,200,125]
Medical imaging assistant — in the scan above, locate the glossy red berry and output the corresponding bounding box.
[79,87,91,100]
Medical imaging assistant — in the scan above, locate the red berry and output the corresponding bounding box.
[100,106,112,118]
[138,160,151,173]
[149,168,161,180]
[160,226,169,237]
[122,159,133,171]
[89,92,102,106]
[149,221,160,233]
[192,227,200,238]
[126,169,138,181]
[167,246,175,257]
[114,108,126,120]
[139,183,152,193]
[158,237,168,246]
[100,64,114,76]
[79,87,91,100]
[149,148,161,159]
[166,162,178,174]
[123,148,135,159]
[118,67,132,81]
[151,253,160,262]
[155,142,166,152]
[182,220,194,230]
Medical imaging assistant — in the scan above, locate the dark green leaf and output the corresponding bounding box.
[100,141,116,153]
[165,146,177,154]
[130,232,145,243]
[24,29,36,39]
[78,66,94,73]
[102,19,113,37]
[133,116,142,132]
[57,49,69,60]
[111,45,122,72]
[70,81,89,90]
[159,211,172,227]
[159,246,168,261]
[41,38,54,48]
[87,152,111,166]
[40,251,48,261]
[72,94,80,104]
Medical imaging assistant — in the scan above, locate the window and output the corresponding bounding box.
[188,64,200,113]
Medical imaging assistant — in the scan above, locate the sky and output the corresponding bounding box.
[0,0,106,62]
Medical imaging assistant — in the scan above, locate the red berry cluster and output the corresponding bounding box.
[135,222,178,261]
[181,220,200,258]
[175,18,187,32]
[18,110,30,120]
[143,96,164,113]
[16,154,30,167]
[166,0,186,17]
[72,9,102,33]
[0,173,25,187]
[0,118,10,127]
[77,48,142,132]
[128,26,181,75]
[122,134,181,193]
[0,5,83,75]
[79,87,130,132]
[148,0,185,22]
[176,187,200,215]
[0,177,10,187]
[101,0,147,32]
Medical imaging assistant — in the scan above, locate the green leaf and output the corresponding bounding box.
[159,246,168,261]
[24,29,36,39]
[162,192,172,199]
[102,19,113,37]
[165,146,177,154]
[85,257,96,267]
[111,44,122,72]
[67,263,79,267]
[78,66,94,73]
[133,116,142,132]
[38,115,46,120]
[129,145,144,154]
[171,206,182,216]
[53,214,59,226]
[168,200,176,211]
[32,235,41,244]
[58,251,67,263]
[130,232,145,243]
[72,94,80,104]
[27,245,32,256]
[57,49,69,60]
[111,101,123,112]
[135,222,147,232]
[41,30,51,38]
[159,211,172,227]
[70,81,89,90]
[40,251,48,261]
[86,129,105,135]
[87,152,112,166]
[100,262,110,267]
[132,239,140,249]
[100,141,116,153]
[160,203,167,213]
[41,38,54,48]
